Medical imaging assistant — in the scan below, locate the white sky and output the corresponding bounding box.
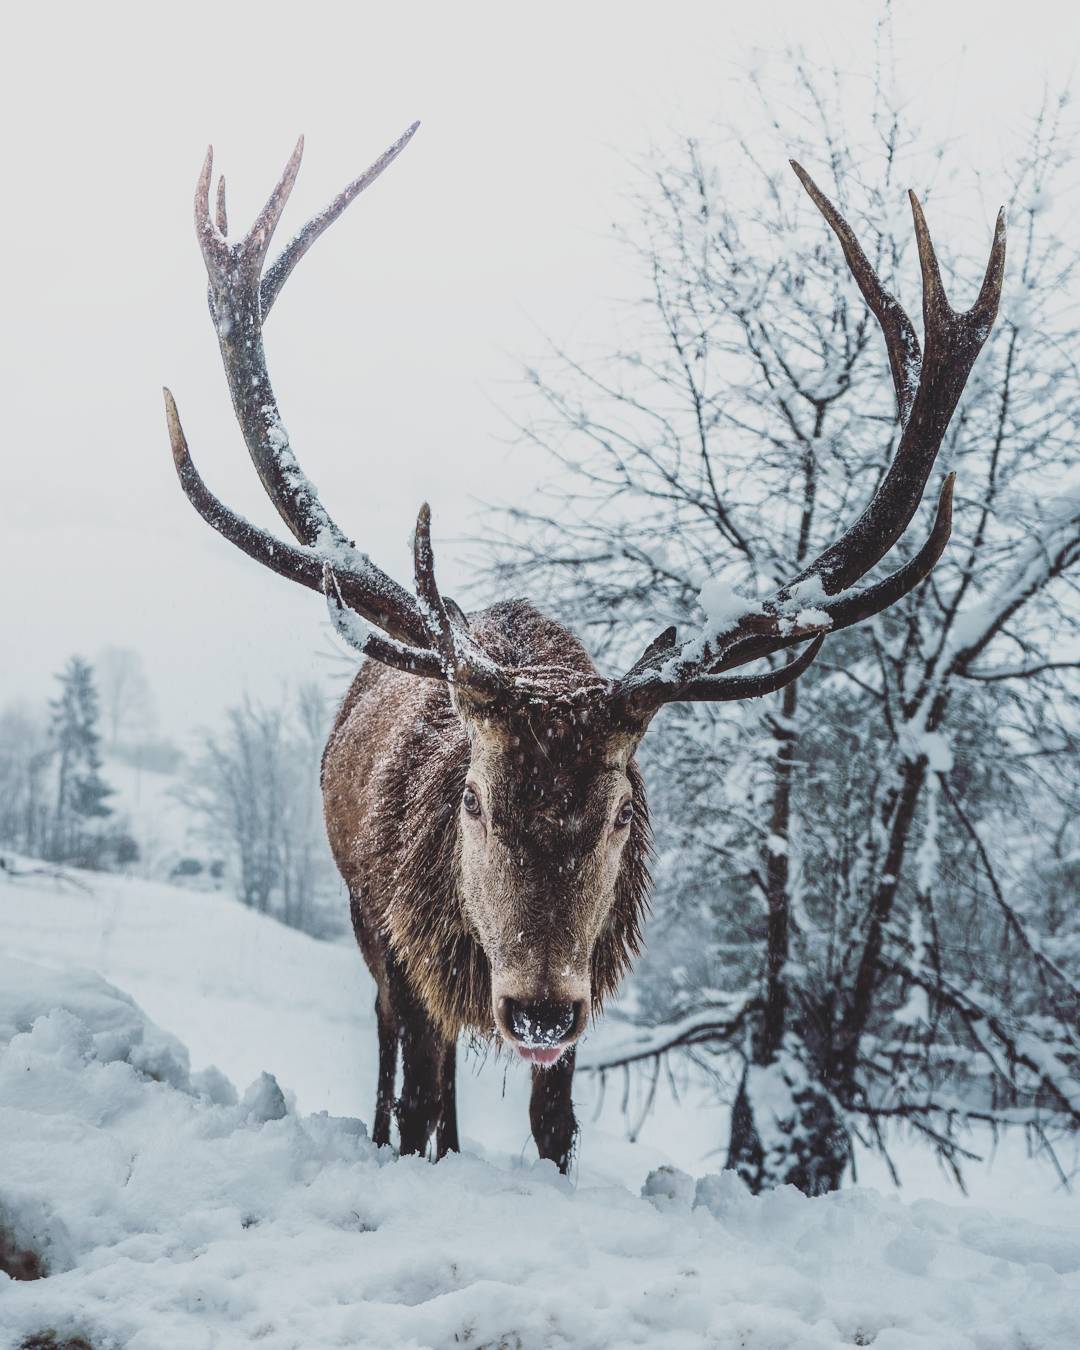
[2,0,1076,740]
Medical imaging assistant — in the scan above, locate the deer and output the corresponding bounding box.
[163,123,1004,1173]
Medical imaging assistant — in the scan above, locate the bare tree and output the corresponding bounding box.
[95,646,156,749]
[180,688,341,936]
[0,703,51,858]
[488,67,1080,1191]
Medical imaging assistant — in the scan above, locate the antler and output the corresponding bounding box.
[165,139,1005,724]
[164,129,510,697]
[614,165,1006,716]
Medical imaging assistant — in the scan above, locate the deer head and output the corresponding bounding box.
[164,125,1004,1061]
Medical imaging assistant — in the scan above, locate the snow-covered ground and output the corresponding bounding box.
[1,865,1078,1348]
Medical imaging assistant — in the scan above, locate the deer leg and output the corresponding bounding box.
[385,956,446,1157]
[530,1048,577,1174]
[435,1039,460,1159]
[397,1008,446,1156]
[372,984,398,1149]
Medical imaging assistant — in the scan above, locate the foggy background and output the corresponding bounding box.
[2,0,1075,736]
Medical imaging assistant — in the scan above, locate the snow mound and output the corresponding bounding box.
[0,956,192,1091]
[2,961,1078,1349]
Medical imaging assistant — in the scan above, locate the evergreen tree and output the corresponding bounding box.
[48,657,113,863]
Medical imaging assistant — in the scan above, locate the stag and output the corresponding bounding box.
[164,124,1004,1172]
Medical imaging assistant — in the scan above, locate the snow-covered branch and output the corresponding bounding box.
[577,998,757,1073]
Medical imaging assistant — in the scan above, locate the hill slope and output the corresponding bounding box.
[1,865,1078,1348]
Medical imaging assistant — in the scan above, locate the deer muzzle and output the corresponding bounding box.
[492,967,589,1066]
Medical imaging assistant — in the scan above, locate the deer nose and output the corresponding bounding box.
[498,997,583,1047]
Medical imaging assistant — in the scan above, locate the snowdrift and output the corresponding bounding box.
[1,955,1078,1348]
[2,864,1079,1347]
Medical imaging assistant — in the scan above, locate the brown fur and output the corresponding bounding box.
[322,600,652,1167]
[323,600,651,1040]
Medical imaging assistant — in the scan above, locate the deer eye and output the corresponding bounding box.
[462,786,482,817]
[614,800,634,829]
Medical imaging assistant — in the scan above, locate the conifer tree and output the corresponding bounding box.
[49,657,113,862]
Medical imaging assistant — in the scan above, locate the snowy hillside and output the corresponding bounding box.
[1,866,1078,1348]
[0,863,708,1174]
[100,756,213,883]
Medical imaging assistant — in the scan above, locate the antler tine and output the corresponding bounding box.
[910,191,1007,337]
[675,635,825,704]
[195,148,229,273]
[322,564,444,678]
[782,170,1004,601]
[262,121,421,317]
[195,137,303,275]
[168,379,510,695]
[412,504,509,698]
[163,388,430,645]
[621,469,955,712]
[974,207,1008,323]
[616,167,1004,715]
[622,626,678,682]
[818,472,955,633]
[244,136,305,269]
[413,502,460,674]
[789,160,921,421]
[215,175,227,235]
[709,473,956,674]
[909,190,950,321]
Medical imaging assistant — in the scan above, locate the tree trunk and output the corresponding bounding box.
[727,1061,850,1195]
[51,744,71,863]
[725,671,851,1195]
[762,677,797,1061]
[836,752,928,1085]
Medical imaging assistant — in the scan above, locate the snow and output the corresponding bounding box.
[697,576,751,630]
[916,732,953,774]
[0,958,191,1092]
[915,772,942,896]
[948,477,1080,661]
[786,575,827,606]
[745,1055,803,1151]
[899,727,954,774]
[1,865,1078,1348]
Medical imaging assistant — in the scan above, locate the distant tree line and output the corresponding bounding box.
[0,653,343,940]
[0,656,137,869]
[178,684,345,939]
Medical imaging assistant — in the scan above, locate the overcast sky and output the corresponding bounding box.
[2,0,1076,740]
